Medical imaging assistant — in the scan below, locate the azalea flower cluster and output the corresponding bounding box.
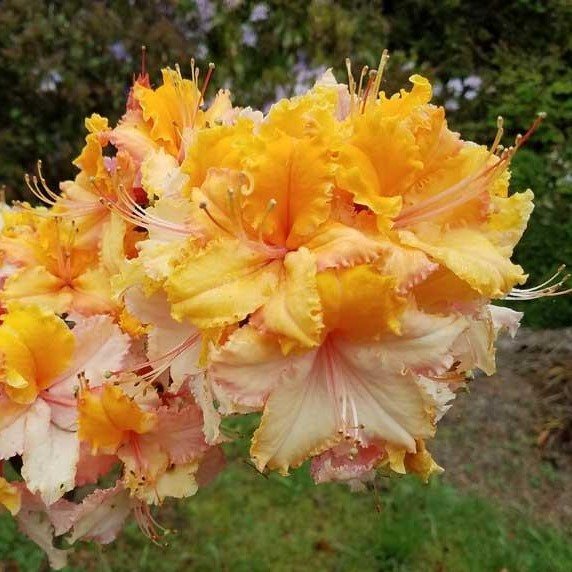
[0,54,567,567]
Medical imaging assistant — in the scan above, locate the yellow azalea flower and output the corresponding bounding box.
[78,383,157,455]
[113,65,232,162]
[210,295,468,474]
[182,117,256,189]
[166,130,385,350]
[2,54,562,548]
[0,477,21,516]
[0,216,116,315]
[0,302,74,404]
[391,117,539,298]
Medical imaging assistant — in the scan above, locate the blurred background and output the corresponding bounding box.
[0,1,571,570]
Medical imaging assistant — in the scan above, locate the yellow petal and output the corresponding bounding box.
[0,303,74,395]
[486,189,534,256]
[317,265,406,340]
[141,148,190,200]
[399,227,526,298]
[257,248,323,352]
[111,109,160,164]
[264,84,341,139]
[71,267,117,315]
[303,221,384,271]
[375,239,438,293]
[412,267,481,314]
[1,266,71,314]
[134,67,201,155]
[379,74,433,117]
[166,239,281,328]
[404,440,444,482]
[337,108,422,211]
[182,120,253,189]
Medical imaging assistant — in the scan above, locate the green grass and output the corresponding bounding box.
[2,459,572,572]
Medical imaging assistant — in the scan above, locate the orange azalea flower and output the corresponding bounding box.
[0,215,117,315]
[78,384,157,455]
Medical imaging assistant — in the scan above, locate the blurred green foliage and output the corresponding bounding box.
[0,0,570,326]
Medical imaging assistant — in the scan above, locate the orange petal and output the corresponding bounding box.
[78,385,157,454]
[242,132,335,248]
[317,265,407,340]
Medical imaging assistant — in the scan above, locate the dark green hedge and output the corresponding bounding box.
[0,0,570,326]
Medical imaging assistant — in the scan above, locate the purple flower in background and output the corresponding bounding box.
[39,70,62,93]
[250,3,269,22]
[109,41,129,62]
[195,0,215,32]
[292,55,326,95]
[241,23,258,47]
[464,90,478,100]
[464,75,482,90]
[446,78,463,97]
[444,98,460,111]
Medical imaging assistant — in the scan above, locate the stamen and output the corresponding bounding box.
[199,200,234,235]
[257,198,277,243]
[112,331,201,395]
[370,49,390,102]
[133,502,168,545]
[360,70,377,113]
[226,187,247,238]
[356,65,369,101]
[489,116,504,156]
[190,57,196,84]
[141,45,147,77]
[505,265,571,300]
[193,62,215,126]
[345,58,356,112]
[97,182,195,237]
[394,113,545,228]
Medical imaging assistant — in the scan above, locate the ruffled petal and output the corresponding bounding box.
[303,221,384,271]
[166,238,281,328]
[255,248,323,352]
[399,227,527,298]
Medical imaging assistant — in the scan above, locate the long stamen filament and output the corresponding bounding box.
[505,265,571,300]
[257,198,277,243]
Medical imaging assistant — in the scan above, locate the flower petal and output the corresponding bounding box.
[399,227,527,298]
[21,400,80,505]
[242,133,335,247]
[209,326,289,410]
[303,221,384,271]
[166,239,281,328]
[251,352,339,474]
[317,265,406,340]
[256,248,323,352]
[141,148,190,200]
[155,404,210,464]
